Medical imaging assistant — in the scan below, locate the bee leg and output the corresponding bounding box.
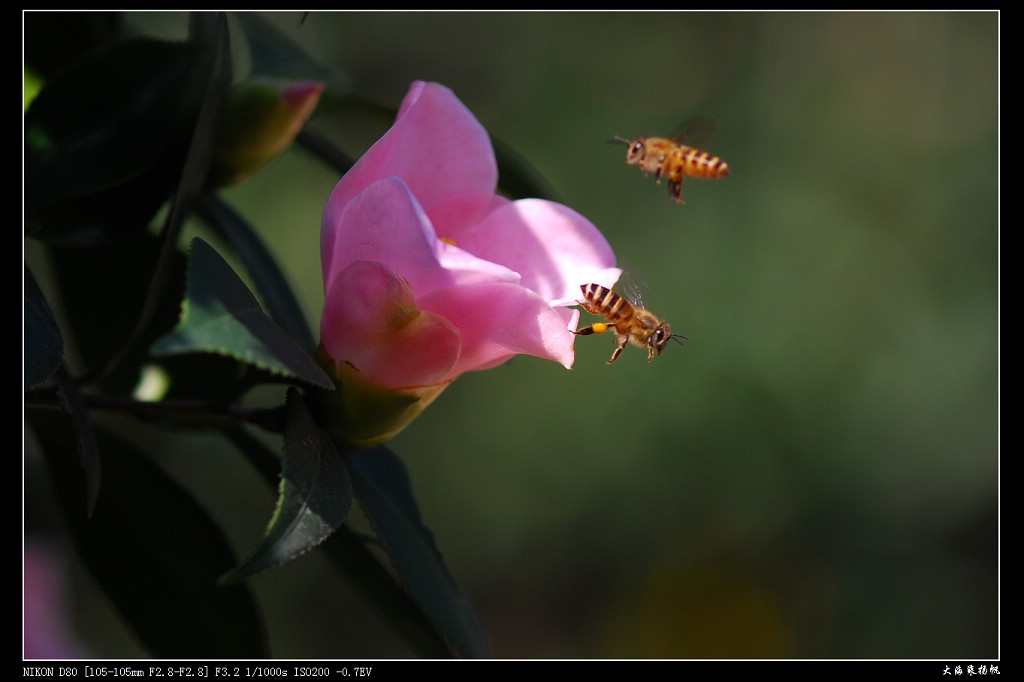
[669,179,685,204]
[607,339,628,364]
[574,322,611,337]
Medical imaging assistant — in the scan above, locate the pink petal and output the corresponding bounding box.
[321,260,461,388]
[426,192,511,240]
[323,177,437,295]
[323,177,519,298]
[322,81,497,267]
[448,198,622,305]
[418,282,579,375]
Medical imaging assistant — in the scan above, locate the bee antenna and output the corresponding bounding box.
[670,334,688,347]
[608,135,631,147]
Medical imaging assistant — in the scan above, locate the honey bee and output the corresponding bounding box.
[613,114,730,204]
[573,283,686,364]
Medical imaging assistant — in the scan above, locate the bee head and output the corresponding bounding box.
[650,324,687,355]
[609,135,646,163]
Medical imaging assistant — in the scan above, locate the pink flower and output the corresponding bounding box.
[317,81,619,446]
[24,541,91,659]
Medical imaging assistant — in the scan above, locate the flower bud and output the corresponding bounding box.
[209,77,323,188]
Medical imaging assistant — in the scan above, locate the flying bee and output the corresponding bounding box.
[573,283,686,364]
[612,114,730,204]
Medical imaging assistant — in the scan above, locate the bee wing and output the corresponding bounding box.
[670,113,718,147]
[619,272,651,311]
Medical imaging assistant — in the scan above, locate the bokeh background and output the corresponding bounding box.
[25,11,998,659]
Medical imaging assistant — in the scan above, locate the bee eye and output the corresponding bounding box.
[631,141,645,158]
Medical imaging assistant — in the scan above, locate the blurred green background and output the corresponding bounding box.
[25,11,998,659]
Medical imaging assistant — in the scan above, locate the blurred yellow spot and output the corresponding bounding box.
[24,67,43,111]
[134,364,170,402]
[592,564,797,658]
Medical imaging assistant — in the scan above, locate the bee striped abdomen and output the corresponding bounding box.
[580,283,634,325]
[678,146,730,179]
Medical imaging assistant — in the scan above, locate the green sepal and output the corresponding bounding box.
[311,349,452,449]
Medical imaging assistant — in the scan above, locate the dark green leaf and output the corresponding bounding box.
[25,38,209,195]
[169,13,232,212]
[222,424,453,657]
[28,412,268,658]
[151,238,333,389]
[42,232,189,394]
[42,236,163,372]
[198,194,317,354]
[222,388,352,582]
[44,232,247,399]
[90,15,232,385]
[53,367,101,517]
[40,227,245,403]
[23,11,123,79]
[24,265,64,390]
[233,12,346,89]
[320,526,454,658]
[25,37,215,242]
[347,447,491,658]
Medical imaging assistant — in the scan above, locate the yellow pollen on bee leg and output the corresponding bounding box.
[591,322,610,334]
